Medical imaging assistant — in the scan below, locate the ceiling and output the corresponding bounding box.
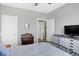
[1,3,66,14]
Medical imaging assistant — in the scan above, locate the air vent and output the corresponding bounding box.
[34,3,52,6]
[34,3,39,6]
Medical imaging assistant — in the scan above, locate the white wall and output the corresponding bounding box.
[0,4,1,41]
[48,3,79,34]
[0,5,48,44]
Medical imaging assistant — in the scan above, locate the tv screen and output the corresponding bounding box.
[64,25,79,36]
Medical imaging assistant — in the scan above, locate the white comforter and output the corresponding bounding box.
[8,42,71,56]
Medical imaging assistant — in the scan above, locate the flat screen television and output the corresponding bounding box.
[64,25,79,36]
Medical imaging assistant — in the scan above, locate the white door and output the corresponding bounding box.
[1,15,18,46]
[47,19,55,41]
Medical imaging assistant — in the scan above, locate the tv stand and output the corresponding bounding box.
[52,34,79,55]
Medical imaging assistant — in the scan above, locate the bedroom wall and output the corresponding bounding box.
[48,3,79,34]
[0,4,1,42]
[0,4,1,32]
[1,4,48,45]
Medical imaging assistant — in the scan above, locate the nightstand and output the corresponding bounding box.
[21,33,34,45]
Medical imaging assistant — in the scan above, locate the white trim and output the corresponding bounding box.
[37,18,47,43]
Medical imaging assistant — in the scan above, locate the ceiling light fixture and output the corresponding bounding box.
[48,3,52,5]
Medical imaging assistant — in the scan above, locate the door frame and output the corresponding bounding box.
[37,18,47,43]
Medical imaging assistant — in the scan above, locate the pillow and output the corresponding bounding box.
[0,43,9,56]
[0,51,6,56]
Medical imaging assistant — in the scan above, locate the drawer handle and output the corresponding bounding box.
[70,43,73,45]
[70,46,73,48]
[70,40,73,41]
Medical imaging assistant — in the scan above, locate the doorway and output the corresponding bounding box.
[37,19,47,43]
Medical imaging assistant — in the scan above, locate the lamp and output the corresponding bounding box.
[26,24,30,33]
[26,24,28,30]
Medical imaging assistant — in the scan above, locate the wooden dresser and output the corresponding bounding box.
[21,33,34,45]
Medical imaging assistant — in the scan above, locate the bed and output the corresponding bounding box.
[6,42,71,56]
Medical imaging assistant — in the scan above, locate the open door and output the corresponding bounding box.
[47,19,55,41]
[38,21,46,42]
[37,18,47,43]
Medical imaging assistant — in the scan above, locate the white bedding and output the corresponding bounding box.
[8,42,71,56]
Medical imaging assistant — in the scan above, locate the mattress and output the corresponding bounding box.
[8,42,71,56]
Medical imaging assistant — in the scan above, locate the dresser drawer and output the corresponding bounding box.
[22,39,33,45]
[22,37,34,45]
